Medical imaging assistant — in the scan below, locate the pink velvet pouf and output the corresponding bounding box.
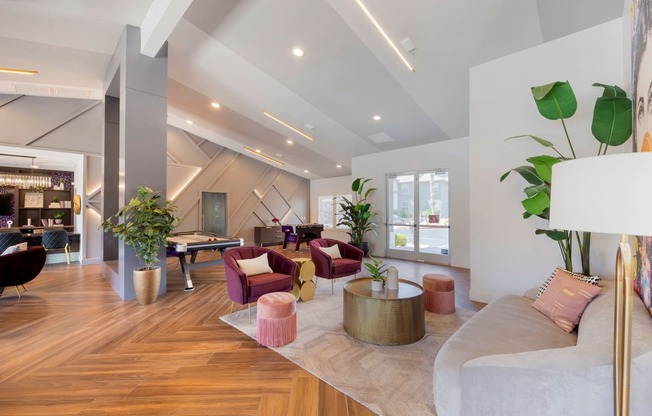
[423,274,455,314]
[256,292,297,347]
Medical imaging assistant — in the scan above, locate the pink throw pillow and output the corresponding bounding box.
[531,272,601,333]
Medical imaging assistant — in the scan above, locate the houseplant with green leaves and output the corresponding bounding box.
[52,211,64,224]
[501,81,632,275]
[364,255,388,291]
[101,186,179,304]
[336,177,377,255]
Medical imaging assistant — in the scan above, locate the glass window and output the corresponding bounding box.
[318,194,352,228]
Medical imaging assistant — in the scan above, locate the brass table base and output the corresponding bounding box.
[343,278,425,346]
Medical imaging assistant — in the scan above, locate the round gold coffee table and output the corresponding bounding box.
[343,277,425,345]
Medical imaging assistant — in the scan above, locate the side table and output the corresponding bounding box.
[290,257,316,301]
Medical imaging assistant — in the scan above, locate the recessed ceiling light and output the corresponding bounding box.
[211,102,221,109]
[264,111,316,141]
[186,120,193,124]
[304,170,309,173]
[373,115,381,121]
[286,139,293,145]
[255,148,261,153]
[292,47,305,57]
[0,67,38,75]
[336,165,342,168]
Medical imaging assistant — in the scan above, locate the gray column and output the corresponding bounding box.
[103,25,168,300]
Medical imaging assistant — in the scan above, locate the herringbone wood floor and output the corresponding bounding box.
[0,247,476,416]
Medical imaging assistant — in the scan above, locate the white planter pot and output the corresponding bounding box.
[133,267,161,305]
[371,279,384,291]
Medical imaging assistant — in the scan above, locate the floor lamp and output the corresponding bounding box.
[549,152,652,416]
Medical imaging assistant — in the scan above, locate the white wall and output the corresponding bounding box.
[310,175,352,241]
[352,137,470,268]
[469,19,625,302]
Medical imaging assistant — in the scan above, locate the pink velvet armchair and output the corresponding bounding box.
[223,247,296,321]
[309,238,363,294]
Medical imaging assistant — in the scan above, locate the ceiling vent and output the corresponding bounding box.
[12,83,92,98]
[368,132,395,143]
[54,87,91,99]
[12,84,51,96]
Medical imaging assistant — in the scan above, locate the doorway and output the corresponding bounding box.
[201,191,228,235]
[386,170,449,264]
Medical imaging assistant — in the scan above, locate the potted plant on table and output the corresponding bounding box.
[365,255,388,291]
[101,186,179,305]
[336,177,377,256]
[52,211,64,224]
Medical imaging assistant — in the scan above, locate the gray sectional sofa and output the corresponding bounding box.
[433,280,652,416]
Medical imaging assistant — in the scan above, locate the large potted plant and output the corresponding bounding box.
[336,177,377,255]
[501,81,632,275]
[101,186,179,305]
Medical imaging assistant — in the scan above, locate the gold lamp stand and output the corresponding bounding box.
[614,235,633,416]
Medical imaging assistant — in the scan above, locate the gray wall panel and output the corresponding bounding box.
[168,126,309,244]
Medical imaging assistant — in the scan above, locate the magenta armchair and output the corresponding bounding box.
[223,247,296,321]
[309,238,363,294]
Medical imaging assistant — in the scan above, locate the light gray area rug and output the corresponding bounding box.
[220,278,475,416]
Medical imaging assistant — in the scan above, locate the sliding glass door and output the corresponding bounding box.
[386,170,449,264]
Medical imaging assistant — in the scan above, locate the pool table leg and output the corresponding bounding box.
[178,254,195,291]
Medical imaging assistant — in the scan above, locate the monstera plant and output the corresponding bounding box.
[501,81,632,275]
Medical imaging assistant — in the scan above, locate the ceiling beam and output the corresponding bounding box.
[140,0,193,58]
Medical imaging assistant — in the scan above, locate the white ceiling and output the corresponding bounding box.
[0,0,624,178]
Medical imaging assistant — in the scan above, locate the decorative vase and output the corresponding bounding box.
[371,279,384,291]
[386,266,399,290]
[133,267,161,305]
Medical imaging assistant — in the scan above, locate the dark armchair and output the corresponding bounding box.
[0,230,24,253]
[0,246,46,298]
[309,238,363,294]
[223,246,296,322]
[42,229,71,264]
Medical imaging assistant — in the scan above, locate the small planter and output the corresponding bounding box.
[54,219,62,224]
[371,279,384,291]
[350,242,369,256]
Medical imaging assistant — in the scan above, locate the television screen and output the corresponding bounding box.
[0,193,13,216]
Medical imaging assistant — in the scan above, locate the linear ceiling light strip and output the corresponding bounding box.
[0,67,38,75]
[263,111,315,141]
[243,147,285,165]
[354,0,414,72]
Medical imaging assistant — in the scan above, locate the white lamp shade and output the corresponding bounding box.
[549,152,652,236]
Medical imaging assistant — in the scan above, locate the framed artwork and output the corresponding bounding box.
[632,0,652,316]
[24,192,43,208]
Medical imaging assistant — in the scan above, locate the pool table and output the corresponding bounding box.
[167,231,243,291]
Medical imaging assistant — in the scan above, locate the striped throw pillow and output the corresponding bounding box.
[532,272,602,332]
[536,267,600,298]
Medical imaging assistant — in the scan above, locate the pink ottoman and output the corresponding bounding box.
[423,274,455,314]
[256,292,297,347]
